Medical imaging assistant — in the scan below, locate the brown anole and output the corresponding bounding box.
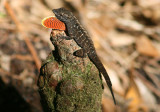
[53,8,116,105]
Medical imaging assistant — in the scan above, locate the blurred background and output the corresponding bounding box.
[0,0,160,112]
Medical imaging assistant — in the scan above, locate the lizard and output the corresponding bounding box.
[52,8,116,105]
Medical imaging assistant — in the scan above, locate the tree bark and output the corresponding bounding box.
[37,29,103,112]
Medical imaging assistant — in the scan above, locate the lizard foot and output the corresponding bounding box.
[73,49,87,58]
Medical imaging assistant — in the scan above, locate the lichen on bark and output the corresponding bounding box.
[37,30,103,112]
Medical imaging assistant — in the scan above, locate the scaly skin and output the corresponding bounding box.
[53,8,116,105]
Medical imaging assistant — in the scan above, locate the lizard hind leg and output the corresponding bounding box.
[73,48,87,58]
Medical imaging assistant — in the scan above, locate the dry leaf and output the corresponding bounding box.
[137,0,160,8]
[102,96,116,112]
[135,78,157,109]
[136,36,159,57]
[108,31,135,47]
[125,75,148,112]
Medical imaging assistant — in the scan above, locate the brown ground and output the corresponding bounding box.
[0,0,160,112]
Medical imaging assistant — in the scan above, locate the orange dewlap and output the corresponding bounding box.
[41,16,65,31]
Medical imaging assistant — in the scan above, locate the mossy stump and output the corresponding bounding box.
[37,30,103,112]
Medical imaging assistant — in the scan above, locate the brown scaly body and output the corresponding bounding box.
[53,8,116,105]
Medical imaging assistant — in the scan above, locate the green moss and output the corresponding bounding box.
[55,63,103,112]
[38,52,103,112]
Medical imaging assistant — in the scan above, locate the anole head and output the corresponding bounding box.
[52,8,73,22]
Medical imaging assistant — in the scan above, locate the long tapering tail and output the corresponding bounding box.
[88,54,116,105]
[101,67,116,105]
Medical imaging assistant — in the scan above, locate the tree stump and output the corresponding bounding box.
[37,29,103,112]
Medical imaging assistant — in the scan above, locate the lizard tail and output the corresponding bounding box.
[88,54,116,105]
[101,69,117,105]
[108,83,116,105]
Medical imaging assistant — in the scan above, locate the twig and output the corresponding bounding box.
[144,66,160,89]
[4,1,41,70]
[133,69,160,97]
[11,54,33,61]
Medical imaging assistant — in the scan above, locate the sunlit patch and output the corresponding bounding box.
[41,16,65,31]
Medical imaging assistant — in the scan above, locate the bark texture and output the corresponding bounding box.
[37,30,103,112]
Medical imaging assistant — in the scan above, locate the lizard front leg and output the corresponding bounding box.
[73,48,87,58]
